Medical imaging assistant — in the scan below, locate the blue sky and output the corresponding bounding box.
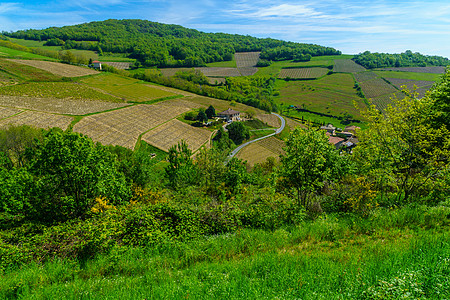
[1,0,449,57]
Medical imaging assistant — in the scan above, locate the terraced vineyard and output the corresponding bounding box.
[377,66,446,74]
[0,82,121,102]
[80,73,181,102]
[333,59,366,73]
[235,52,261,68]
[354,71,378,82]
[359,78,398,99]
[236,136,285,166]
[102,62,132,70]
[279,68,328,79]
[0,107,22,119]
[278,73,365,119]
[371,92,403,113]
[197,67,241,77]
[73,103,190,149]
[142,119,212,152]
[0,110,73,130]
[385,78,434,90]
[255,114,281,128]
[9,59,98,77]
[0,95,130,115]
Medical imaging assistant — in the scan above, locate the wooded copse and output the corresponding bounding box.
[353,50,450,69]
[3,19,341,67]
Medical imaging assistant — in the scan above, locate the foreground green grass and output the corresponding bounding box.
[2,205,449,299]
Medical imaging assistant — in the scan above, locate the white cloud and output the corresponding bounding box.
[0,2,20,14]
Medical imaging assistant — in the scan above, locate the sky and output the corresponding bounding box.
[1,0,449,57]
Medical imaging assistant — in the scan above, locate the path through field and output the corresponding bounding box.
[226,113,285,164]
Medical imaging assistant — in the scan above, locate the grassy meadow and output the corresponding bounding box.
[2,205,449,299]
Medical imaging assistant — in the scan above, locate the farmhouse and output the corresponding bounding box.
[320,123,336,135]
[344,125,361,136]
[92,61,102,70]
[217,108,241,122]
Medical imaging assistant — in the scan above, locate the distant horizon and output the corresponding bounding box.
[1,0,449,58]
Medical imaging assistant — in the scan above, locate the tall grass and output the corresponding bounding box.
[2,206,449,299]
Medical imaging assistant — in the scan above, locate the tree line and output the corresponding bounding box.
[3,19,341,67]
[353,50,450,69]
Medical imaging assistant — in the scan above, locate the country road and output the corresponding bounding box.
[225,112,285,164]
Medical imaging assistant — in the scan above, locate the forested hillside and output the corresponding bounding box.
[4,19,341,67]
[353,50,450,69]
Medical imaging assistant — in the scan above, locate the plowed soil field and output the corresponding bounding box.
[0,110,73,130]
[142,119,212,152]
[8,59,98,77]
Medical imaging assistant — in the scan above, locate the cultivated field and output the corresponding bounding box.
[235,52,261,68]
[0,82,121,102]
[8,59,98,77]
[0,107,22,119]
[278,73,366,119]
[0,95,130,115]
[196,67,241,77]
[359,78,398,99]
[279,68,328,79]
[374,70,441,82]
[142,119,212,152]
[80,74,180,102]
[385,78,434,90]
[187,96,265,116]
[102,62,132,70]
[255,114,280,128]
[236,136,285,166]
[238,67,258,76]
[377,66,446,74]
[73,103,190,149]
[0,59,62,82]
[354,71,378,82]
[285,117,304,130]
[0,110,73,130]
[333,59,366,73]
[370,91,404,112]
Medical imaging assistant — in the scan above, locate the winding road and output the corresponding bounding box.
[225,112,285,164]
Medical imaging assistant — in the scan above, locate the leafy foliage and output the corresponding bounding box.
[227,122,250,145]
[5,19,341,67]
[279,127,348,206]
[353,50,450,69]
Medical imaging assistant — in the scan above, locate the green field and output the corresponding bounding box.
[374,70,441,82]
[276,73,365,120]
[0,46,55,60]
[0,58,62,82]
[80,73,182,103]
[8,38,135,62]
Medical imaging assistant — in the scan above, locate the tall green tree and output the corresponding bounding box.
[279,127,345,206]
[353,89,450,204]
[28,130,130,221]
[227,122,250,145]
[165,141,198,189]
[429,68,450,130]
[205,105,216,119]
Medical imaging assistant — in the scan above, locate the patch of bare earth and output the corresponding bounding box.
[0,110,73,130]
[142,119,212,152]
[255,114,281,128]
[73,103,191,149]
[0,106,22,119]
[0,96,131,115]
